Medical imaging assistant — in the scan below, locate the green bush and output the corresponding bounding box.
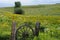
[14,8,24,14]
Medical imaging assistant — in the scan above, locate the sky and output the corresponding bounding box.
[0,0,60,7]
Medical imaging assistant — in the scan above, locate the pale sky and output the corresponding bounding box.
[0,0,60,7]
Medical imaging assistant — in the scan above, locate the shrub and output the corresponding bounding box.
[14,8,24,14]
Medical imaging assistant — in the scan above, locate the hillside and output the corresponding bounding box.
[0,4,60,15]
[0,4,60,40]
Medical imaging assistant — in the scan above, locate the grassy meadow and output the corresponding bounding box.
[0,4,60,40]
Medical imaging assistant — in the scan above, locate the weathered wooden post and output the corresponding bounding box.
[34,22,40,36]
[10,17,16,40]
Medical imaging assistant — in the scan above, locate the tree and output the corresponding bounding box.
[14,1,24,14]
[15,1,21,8]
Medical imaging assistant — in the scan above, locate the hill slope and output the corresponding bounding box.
[0,4,60,40]
[0,4,60,15]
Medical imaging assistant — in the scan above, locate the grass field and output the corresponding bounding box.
[0,4,60,40]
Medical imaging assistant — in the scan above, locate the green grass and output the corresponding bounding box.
[0,4,60,40]
[0,4,60,15]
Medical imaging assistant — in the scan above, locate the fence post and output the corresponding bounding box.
[35,22,40,36]
[10,17,16,40]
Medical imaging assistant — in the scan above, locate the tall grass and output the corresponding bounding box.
[0,4,60,40]
[0,13,60,40]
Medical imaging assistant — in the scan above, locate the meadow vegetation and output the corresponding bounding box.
[0,4,60,40]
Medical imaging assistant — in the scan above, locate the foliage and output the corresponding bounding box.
[15,1,21,8]
[0,4,60,40]
[0,13,60,40]
[14,8,24,14]
[14,1,24,14]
